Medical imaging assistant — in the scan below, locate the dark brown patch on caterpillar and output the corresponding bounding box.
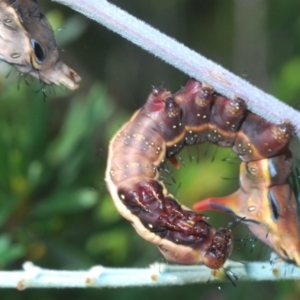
[0,0,80,89]
[106,78,300,267]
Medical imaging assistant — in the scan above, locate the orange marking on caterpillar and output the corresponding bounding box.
[194,152,300,266]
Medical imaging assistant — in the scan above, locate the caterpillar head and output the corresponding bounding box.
[194,155,300,266]
[0,0,80,89]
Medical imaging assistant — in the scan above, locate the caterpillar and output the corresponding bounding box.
[105,88,233,269]
[0,0,80,89]
[105,78,300,267]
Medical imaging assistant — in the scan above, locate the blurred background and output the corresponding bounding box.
[1,0,300,299]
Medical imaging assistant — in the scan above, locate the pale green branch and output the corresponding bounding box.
[1,257,300,289]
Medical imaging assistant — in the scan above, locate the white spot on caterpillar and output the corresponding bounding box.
[248,206,256,212]
[173,125,177,129]
[120,194,125,200]
[148,224,153,229]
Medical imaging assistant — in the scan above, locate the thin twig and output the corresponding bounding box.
[53,0,300,138]
[1,257,300,289]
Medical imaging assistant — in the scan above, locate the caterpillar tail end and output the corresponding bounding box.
[193,190,242,215]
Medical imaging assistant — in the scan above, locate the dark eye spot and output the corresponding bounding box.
[268,191,280,221]
[31,39,45,63]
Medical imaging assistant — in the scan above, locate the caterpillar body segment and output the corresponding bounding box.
[232,113,292,161]
[240,152,294,189]
[106,89,233,268]
[0,0,80,89]
[207,96,247,147]
[173,79,214,145]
